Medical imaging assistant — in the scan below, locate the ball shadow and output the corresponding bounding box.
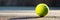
[10,16,60,20]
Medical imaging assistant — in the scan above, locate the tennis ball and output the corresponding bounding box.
[35,3,49,17]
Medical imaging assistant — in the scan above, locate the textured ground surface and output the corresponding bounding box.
[0,7,60,20]
[0,10,60,20]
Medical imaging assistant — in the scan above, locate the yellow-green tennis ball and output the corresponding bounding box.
[35,3,49,17]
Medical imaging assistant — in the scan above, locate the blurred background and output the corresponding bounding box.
[0,0,59,10]
[0,0,59,7]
